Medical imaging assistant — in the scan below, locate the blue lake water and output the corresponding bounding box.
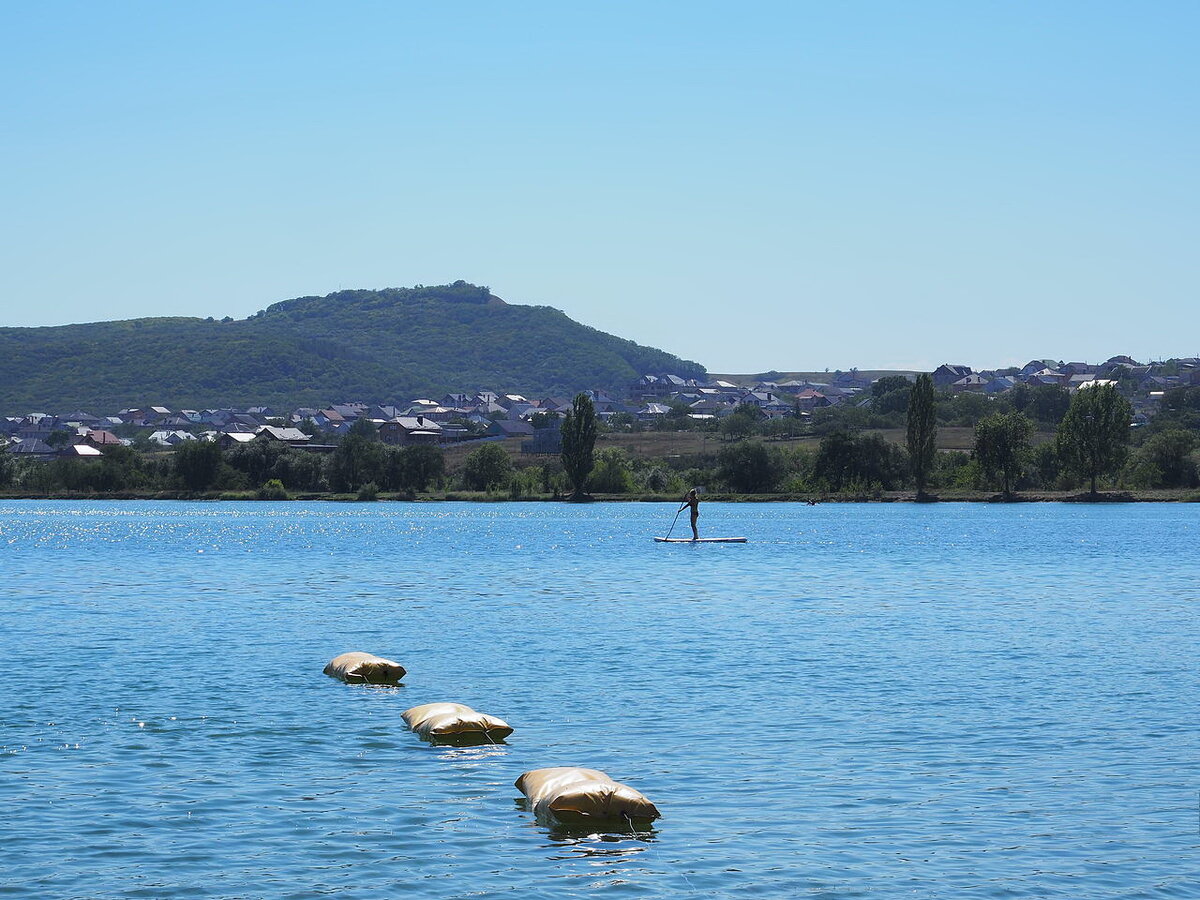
[1,500,1198,899]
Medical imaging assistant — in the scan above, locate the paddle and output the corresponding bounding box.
[663,506,683,540]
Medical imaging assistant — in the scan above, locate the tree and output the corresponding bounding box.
[973,411,1032,497]
[718,440,781,492]
[327,423,387,492]
[173,440,223,492]
[872,375,913,399]
[387,444,445,493]
[461,442,512,491]
[1056,384,1133,496]
[906,374,937,497]
[719,404,762,440]
[814,431,908,492]
[1129,429,1198,488]
[1027,385,1071,426]
[588,447,635,493]
[560,393,598,500]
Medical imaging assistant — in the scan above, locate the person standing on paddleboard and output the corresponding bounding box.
[679,489,700,540]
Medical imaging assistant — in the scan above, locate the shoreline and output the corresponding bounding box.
[1,489,1196,503]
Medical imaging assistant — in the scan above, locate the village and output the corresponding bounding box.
[2,354,1196,464]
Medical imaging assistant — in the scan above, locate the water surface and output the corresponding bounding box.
[1,501,1197,898]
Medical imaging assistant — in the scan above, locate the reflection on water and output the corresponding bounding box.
[542,829,656,862]
[436,743,509,764]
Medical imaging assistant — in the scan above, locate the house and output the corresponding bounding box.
[950,374,988,393]
[315,409,346,428]
[4,438,57,461]
[794,389,833,411]
[290,408,321,425]
[1027,369,1069,387]
[505,402,538,420]
[330,403,367,420]
[17,421,56,442]
[369,405,405,421]
[218,432,258,449]
[378,417,443,446]
[468,400,507,418]
[255,426,312,446]
[689,398,728,415]
[61,410,101,427]
[57,444,103,460]
[521,427,563,454]
[637,403,672,421]
[632,374,694,399]
[148,430,195,446]
[81,429,123,448]
[832,370,872,390]
[485,420,535,439]
[1019,359,1060,377]
[932,364,973,387]
[1103,355,1141,368]
[983,377,1016,394]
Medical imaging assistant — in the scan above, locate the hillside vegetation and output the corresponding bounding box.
[0,282,706,412]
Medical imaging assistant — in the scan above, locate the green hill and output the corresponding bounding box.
[0,282,706,413]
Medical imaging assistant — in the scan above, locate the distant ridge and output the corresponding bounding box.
[0,281,706,412]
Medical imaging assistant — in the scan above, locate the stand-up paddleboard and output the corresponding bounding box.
[654,537,747,543]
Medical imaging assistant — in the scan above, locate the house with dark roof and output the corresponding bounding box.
[4,438,57,461]
[932,364,973,387]
[378,417,443,446]
[485,420,535,439]
[255,426,312,446]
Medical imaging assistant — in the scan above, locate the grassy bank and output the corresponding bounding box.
[2,489,1198,503]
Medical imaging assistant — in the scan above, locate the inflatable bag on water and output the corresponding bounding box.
[402,702,514,743]
[515,767,660,824]
[323,652,406,685]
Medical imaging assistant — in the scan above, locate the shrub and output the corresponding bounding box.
[256,478,289,500]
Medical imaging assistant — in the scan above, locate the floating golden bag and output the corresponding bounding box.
[402,702,514,743]
[515,767,660,824]
[323,651,406,685]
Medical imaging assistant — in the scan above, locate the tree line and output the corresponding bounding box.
[3,385,1197,498]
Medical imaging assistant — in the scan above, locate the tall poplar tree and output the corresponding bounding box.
[1056,384,1132,496]
[561,393,598,501]
[906,373,937,498]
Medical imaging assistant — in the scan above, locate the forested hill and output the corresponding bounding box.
[0,282,707,412]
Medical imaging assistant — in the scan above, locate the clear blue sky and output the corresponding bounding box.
[2,1,1196,373]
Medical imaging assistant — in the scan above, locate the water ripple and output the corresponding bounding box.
[1,500,1198,897]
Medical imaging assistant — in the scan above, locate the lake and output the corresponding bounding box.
[1,500,1197,898]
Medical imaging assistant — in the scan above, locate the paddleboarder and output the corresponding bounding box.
[679,488,700,541]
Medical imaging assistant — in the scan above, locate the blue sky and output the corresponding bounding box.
[2,1,1196,373]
